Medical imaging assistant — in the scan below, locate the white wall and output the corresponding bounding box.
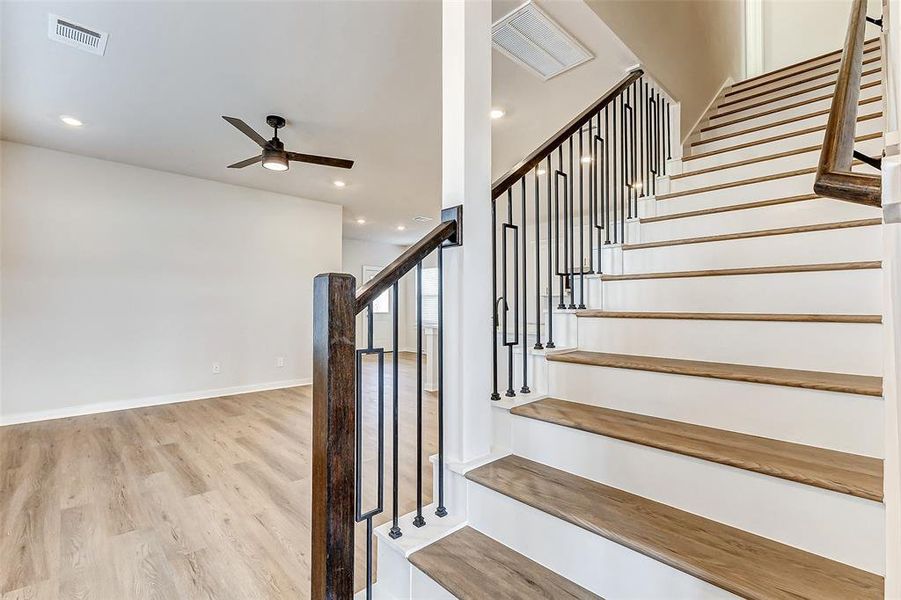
[757,0,882,72]
[0,142,343,424]
[342,237,410,350]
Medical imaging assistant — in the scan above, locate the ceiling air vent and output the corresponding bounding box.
[48,14,108,56]
[492,2,592,80]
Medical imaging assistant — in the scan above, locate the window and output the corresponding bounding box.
[420,267,439,327]
[361,265,390,314]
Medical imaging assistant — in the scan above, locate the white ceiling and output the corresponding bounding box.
[0,0,442,244]
[1,0,635,245]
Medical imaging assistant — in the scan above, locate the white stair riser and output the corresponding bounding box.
[576,317,881,375]
[467,481,738,599]
[602,268,881,314]
[640,198,880,242]
[711,70,882,117]
[548,360,883,456]
[727,42,880,94]
[685,115,884,172]
[723,60,881,109]
[654,168,883,216]
[670,137,883,192]
[699,84,882,142]
[411,567,455,599]
[624,225,881,273]
[511,416,885,574]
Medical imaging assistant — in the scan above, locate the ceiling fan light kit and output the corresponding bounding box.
[222,114,354,173]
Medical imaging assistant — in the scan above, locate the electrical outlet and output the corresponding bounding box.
[276,356,285,368]
[212,362,221,374]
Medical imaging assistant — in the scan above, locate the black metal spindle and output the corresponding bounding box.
[587,119,595,274]
[490,198,500,401]
[604,106,610,244]
[568,136,576,309]
[367,304,374,349]
[665,98,672,163]
[546,156,555,348]
[413,261,425,527]
[556,148,565,310]
[435,248,447,518]
[578,130,585,309]
[504,190,516,398]
[388,281,401,539]
[534,167,543,350]
[520,178,530,393]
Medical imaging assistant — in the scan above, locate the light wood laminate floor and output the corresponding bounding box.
[0,353,436,599]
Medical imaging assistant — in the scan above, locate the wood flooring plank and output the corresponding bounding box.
[547,350,883,396]
[466,455,883,600]
[511,398,883,500]
[410,526,600,600]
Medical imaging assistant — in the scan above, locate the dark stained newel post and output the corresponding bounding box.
[311,272,356,600]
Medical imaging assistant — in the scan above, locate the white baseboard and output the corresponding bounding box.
[0,378,312,427]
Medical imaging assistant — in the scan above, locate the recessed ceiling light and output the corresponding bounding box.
[59,115,83,127]
[536,168,547,175]
[356,218,366,225]
[396,225,406,231]
[490,108,506,120]
[333,180,346,188]
[413,215,434,223]
[580,155,592,164]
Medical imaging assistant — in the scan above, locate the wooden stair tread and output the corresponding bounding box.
[658,166,816,200]
[708,79,881,124]
[725,50,881,98]
[623,218,881,250]
[410,526,600,600]
[599,260,881,281]
[730,37,879,91]
[511,398,883,500]
[546,350,882,396]
[674,133,881,179]
[688,109,881,159]
[574,310,881,323]
[640,193,821,223]
[721,55,881,105]
[465,455,884,600]
[716,66,880,114]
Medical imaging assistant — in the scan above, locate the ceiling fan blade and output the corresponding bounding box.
[286,151,354,169]
[227,155,263,168]
[222,116,269,148]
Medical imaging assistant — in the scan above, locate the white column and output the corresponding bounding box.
[441,0,493,463]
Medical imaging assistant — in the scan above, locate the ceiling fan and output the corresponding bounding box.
[222,115,354,172]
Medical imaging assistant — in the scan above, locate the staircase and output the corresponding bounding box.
[377,37,887,600]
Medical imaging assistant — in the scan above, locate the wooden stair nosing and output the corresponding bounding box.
[702,86,881,133]
[687,110,882,159]
[640,193,821,223]
[692,94,882,139]
[674,133,881,180]
[574,310,882,324]
[511,398,883,501]
[729,37,880,91]
[716,66,881,112]
[711,77,881,122]
[658,157,870,201]
[466,456,883,600]
[658,166,816,201]
[600,260,882,283]
[546,350,883,397]
[623,218,881,250]
[722,53,882,104]
[409,526,600,600]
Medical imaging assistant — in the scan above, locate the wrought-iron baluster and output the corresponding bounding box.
[435,248,447,517]
[556,148,565,310]
[490,198,500,401]
[534,167,543,350]
[504,190,517,398]
[388,281,401,539]
[546,155,555,348]
[604,106,610,244]
[568,136,576,309]
[413,261,425,527]
[520,178,530,393]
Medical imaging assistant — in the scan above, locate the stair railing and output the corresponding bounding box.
[311,207,461,600]
[489,69,674,400]
[814,0,883,206]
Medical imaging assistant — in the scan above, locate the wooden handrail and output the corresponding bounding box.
[354,219,457,313]
[814,0,881,206]
[491,68,644,200]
